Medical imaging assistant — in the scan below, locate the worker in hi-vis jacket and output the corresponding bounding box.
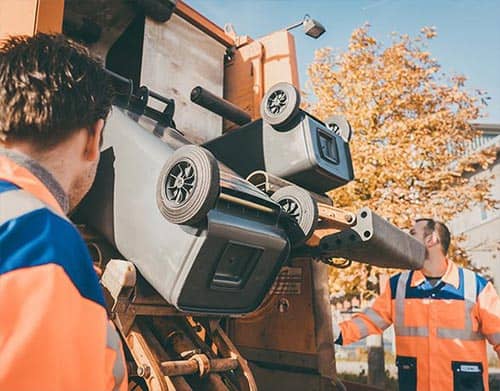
[0,34,127,391]
[334,218,500,391]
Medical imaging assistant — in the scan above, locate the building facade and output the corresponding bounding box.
[448,123,500,293]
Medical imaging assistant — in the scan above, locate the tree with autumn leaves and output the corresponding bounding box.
[306,25,497,298]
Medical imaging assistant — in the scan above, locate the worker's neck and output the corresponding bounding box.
[3,142,74,197]
[422,251,448,278]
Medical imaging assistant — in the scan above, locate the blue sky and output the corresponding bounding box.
[188,0,500,124]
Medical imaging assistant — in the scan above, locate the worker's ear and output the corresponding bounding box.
[425,232,439,248]
[84,119,104,162]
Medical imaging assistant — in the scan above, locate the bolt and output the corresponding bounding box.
[175,177,185,188]
[278,298,290,313]
[137,365,151,379]
[345,214,354,223]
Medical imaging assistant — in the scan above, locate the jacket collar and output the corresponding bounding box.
[0,148,69,214]
[410,258,460,289]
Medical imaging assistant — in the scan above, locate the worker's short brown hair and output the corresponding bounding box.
[0,33,113,149]
[416,218,451,255]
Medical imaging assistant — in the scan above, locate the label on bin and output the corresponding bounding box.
[270,267,303,295]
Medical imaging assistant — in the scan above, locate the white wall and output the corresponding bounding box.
[449,155,500,292]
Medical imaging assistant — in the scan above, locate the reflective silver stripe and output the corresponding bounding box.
[486,332,500,345]
[107,322,126,391]
[394,271,409,329]
[396,272,410,301]
[463,268,477,303]
[437,269,484,341]
[436,301,482,340]
[0,188,67,224]
[363,307,390,330]
[0,189,46,225]
[396,326,429,337]
[352,317,370,339]
[395,272,429,337]
[437,328,482,340]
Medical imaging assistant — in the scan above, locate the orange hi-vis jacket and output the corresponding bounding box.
[0,150,127,391]
[338,260,500,391]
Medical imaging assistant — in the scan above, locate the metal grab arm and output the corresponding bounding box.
[315,207,426,270]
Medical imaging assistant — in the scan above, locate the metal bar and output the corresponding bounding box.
[219,192,275,214]
[160,357,239,377]
[129,304,181,317]
[137,319,192,391]
[209,320,258,391]
[149,89,173,104]
[210,358,239,372]
[161,360,198,376]
[126,325,171,391]
[317,204,356,228]
[151,318,231,391]
[191,86,251,126]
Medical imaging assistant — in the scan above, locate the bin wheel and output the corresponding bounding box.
[325,114,353,142]
[272,185,318,241]
[260,82,301,128]
[157,145,220,225]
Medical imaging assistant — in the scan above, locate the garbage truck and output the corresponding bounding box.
[1,1,426,390]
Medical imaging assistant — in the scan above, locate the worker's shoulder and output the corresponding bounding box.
[388,270,409,291]
[458,266,489,296]
[0,186,105,307]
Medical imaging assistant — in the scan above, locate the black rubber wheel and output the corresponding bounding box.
[157,145,220,225]
[260,82,301,128]
[272,185,318,241]
[325,114,353,142]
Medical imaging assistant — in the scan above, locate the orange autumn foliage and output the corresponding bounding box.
[306,25,496,298]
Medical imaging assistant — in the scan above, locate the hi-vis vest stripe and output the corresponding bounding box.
[395,272,429,337]
[351,307,391,339]
[0,187,68,224]
[107,321,126,391]
[437,268,482,341]
[364,308,390,330]
[352,317,369,338]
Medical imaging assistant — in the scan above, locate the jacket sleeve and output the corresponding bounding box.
[0,264,127,391]
[338,280,393,345]
[105,320,128,391]
[477,281,500,358]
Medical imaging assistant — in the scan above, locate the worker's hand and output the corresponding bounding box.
[331,309,342,343]
[333,322,341,343]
